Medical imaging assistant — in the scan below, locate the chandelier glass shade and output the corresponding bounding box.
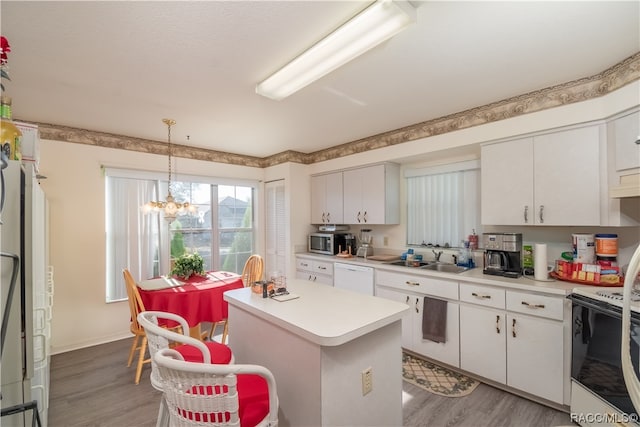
[143,118,196,222]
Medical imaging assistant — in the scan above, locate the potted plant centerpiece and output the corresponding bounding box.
[171,252,205,280]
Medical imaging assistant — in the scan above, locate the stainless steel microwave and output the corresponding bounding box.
[308,233,355,255]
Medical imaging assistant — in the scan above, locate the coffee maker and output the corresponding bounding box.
[482,233,522,278]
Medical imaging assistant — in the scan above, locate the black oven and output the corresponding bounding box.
[568,293,640,419]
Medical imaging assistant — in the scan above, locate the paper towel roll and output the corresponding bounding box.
[534,243,548,281]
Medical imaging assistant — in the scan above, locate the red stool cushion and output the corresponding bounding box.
[175,341,233,364]
[237,374,270,427]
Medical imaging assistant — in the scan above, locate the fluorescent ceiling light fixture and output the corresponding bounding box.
[256,0,416,101]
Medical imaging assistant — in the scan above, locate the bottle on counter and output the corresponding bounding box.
[0,96,22,161]
[405,248,414,267]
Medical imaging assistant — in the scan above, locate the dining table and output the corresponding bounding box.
[137,271,244,339]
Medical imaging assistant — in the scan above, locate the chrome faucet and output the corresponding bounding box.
[432,250,443,262]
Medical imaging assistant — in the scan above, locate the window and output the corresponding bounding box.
[405,160,481,248]
[105,169,256,303]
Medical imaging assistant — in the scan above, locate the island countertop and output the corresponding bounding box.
[224,279,409,347]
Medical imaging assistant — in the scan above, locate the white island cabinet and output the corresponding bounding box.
[224,279,408,427]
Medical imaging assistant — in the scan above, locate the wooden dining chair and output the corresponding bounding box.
[155,348,279,427]
[209,255,264,343]
[123,268,151,385]
[241,254,265,287]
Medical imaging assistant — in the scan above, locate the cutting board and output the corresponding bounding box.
[367,255,401,261]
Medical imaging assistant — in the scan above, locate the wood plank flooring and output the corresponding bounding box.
[48,338,575,427]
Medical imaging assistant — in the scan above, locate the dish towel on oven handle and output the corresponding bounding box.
[422,296,448,343]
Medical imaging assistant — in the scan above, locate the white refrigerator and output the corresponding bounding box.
[1,159,50,427]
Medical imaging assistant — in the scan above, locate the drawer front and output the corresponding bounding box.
[506,290,563,321]
[459,283,506,309]
[376,270,458,300]
[313,261,333,276]
[296,258,313,271]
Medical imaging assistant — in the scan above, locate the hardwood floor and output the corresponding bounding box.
[49,338,575,427]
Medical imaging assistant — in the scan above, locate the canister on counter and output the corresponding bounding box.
[572,233,595,263]
[595,234,618,257]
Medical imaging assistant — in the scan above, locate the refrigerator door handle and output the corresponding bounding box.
[0,252,20,358]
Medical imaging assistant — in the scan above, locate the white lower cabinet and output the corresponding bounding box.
[459,282,567,405]
[460,304,506,383]
[295,257,333,285]
[375,270,459,367]
[506,311,564,404]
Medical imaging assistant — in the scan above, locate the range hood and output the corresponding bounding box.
[610,173,640,198]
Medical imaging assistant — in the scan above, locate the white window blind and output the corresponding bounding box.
[265,180,286,276]
[406,161,480,248]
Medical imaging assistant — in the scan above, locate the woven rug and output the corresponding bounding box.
[402,352,479,397]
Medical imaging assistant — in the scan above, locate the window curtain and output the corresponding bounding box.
[407,170,479,247]
[106,176,162,302]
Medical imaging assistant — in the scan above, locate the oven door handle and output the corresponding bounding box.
[568,294,640,324]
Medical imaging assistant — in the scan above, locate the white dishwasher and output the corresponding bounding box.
[333,263,375,296]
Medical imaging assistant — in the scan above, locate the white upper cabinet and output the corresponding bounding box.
[612,109,640,171]
[481,124,602,226]
[310,172,343,224]
[343,163,400,225]
[481,137,534,225]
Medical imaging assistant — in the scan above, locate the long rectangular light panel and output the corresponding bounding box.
[256,0,416,101]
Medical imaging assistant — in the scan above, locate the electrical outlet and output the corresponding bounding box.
[383,236,389,246]
[361,367,373,395]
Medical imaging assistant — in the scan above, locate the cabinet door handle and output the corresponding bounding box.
[472,292,491,299]
[521,301,545,309]
[524,205,529,223]
[322,212,326,223]
[301,262,309,267]
[357,211,362,223]
[313,276,317,282]
[326,212,331,223]
[415,298,420,313]
[512,318,517,338]
[496,315,501,334]
[405,281,420,286]
[317,266,327,270]
[308,274,312,281]
[405,296,410,304]
[539,205,544,223]
[363,211,368,223]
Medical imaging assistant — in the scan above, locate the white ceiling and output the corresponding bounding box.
[2,1,639,158]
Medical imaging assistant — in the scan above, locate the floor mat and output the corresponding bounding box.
[402,352,479,397]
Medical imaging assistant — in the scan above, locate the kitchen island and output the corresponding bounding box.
[224,279,409,427]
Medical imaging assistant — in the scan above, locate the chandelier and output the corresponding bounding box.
[143,118,195,222]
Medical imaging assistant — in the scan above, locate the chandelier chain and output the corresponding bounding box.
[167,121,172,193]
[162,118,176,195]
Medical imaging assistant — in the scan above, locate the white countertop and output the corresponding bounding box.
[297,252,593,296]
[224,279,409,346]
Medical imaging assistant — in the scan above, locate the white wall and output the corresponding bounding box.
[40,81,639,354]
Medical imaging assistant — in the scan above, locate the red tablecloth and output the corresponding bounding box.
[138,272,243,328]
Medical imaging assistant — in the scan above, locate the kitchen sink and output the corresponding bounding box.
[420,263,469,274]
[385,260,431,267]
